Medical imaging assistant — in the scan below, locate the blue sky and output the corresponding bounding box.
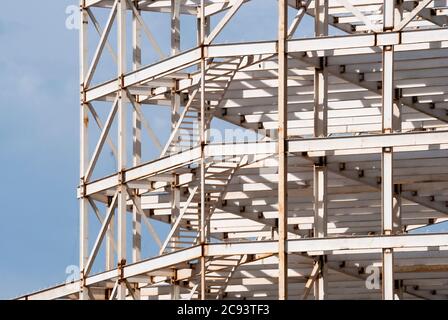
[0,1,79,298]
[0,1,446,300]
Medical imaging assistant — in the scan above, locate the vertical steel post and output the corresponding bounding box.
[170,179,180,299]
[313,0,329,300]
[171,0,181,133]
[106,198,115,271]
[393,184,402,234]
[170,1,181,294]
[392,0,403,238]
[313,0,329,138]
[382,0,395,301]
[131,0,142,264]
[117,0,128,300]
[79,0,90,301]
[131,0,142,300]
[171,0,181,56]
[170,0,182,265]
[199,0,207,301]
[313,161,328,300]
[278,0,288,301]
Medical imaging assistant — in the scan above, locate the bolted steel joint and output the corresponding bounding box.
[117,259,127,283]
[118,74,125,90]
[118,170,126,185]
[79,180,87,198]
[80,269,87,287]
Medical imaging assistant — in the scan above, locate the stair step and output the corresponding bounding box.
[205,173,233,178]
[205,276,227,280]
[207,166,236,170]
[208,285,225,289]
[210,63,239,68]
[204,186,226,190]
[205,177,229,181]
[207,263,237,267]
[210,259,241,264]
[207,70,231,74]
[207,76,232,81]
[206,175,230,179]
[212,66,239,70]
[208,70,234,76]
[210,165,239,169]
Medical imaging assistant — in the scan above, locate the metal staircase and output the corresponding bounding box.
[160,156,244,254]
[160,57,248,298]
[161,56,245,157]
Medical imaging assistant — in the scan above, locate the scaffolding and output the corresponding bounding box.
[18,0,448,300]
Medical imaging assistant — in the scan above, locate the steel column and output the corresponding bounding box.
[79,0,90,301]
[381,0,395,301]
[199,0,207,301]
[117,0,128,300]
[131,1,142,300]
[278,0,288,301]
[313,0,329,301]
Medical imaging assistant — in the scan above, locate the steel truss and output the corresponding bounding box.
[18,0,448,300]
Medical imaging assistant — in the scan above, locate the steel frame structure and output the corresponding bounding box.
[17,0,448,300]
